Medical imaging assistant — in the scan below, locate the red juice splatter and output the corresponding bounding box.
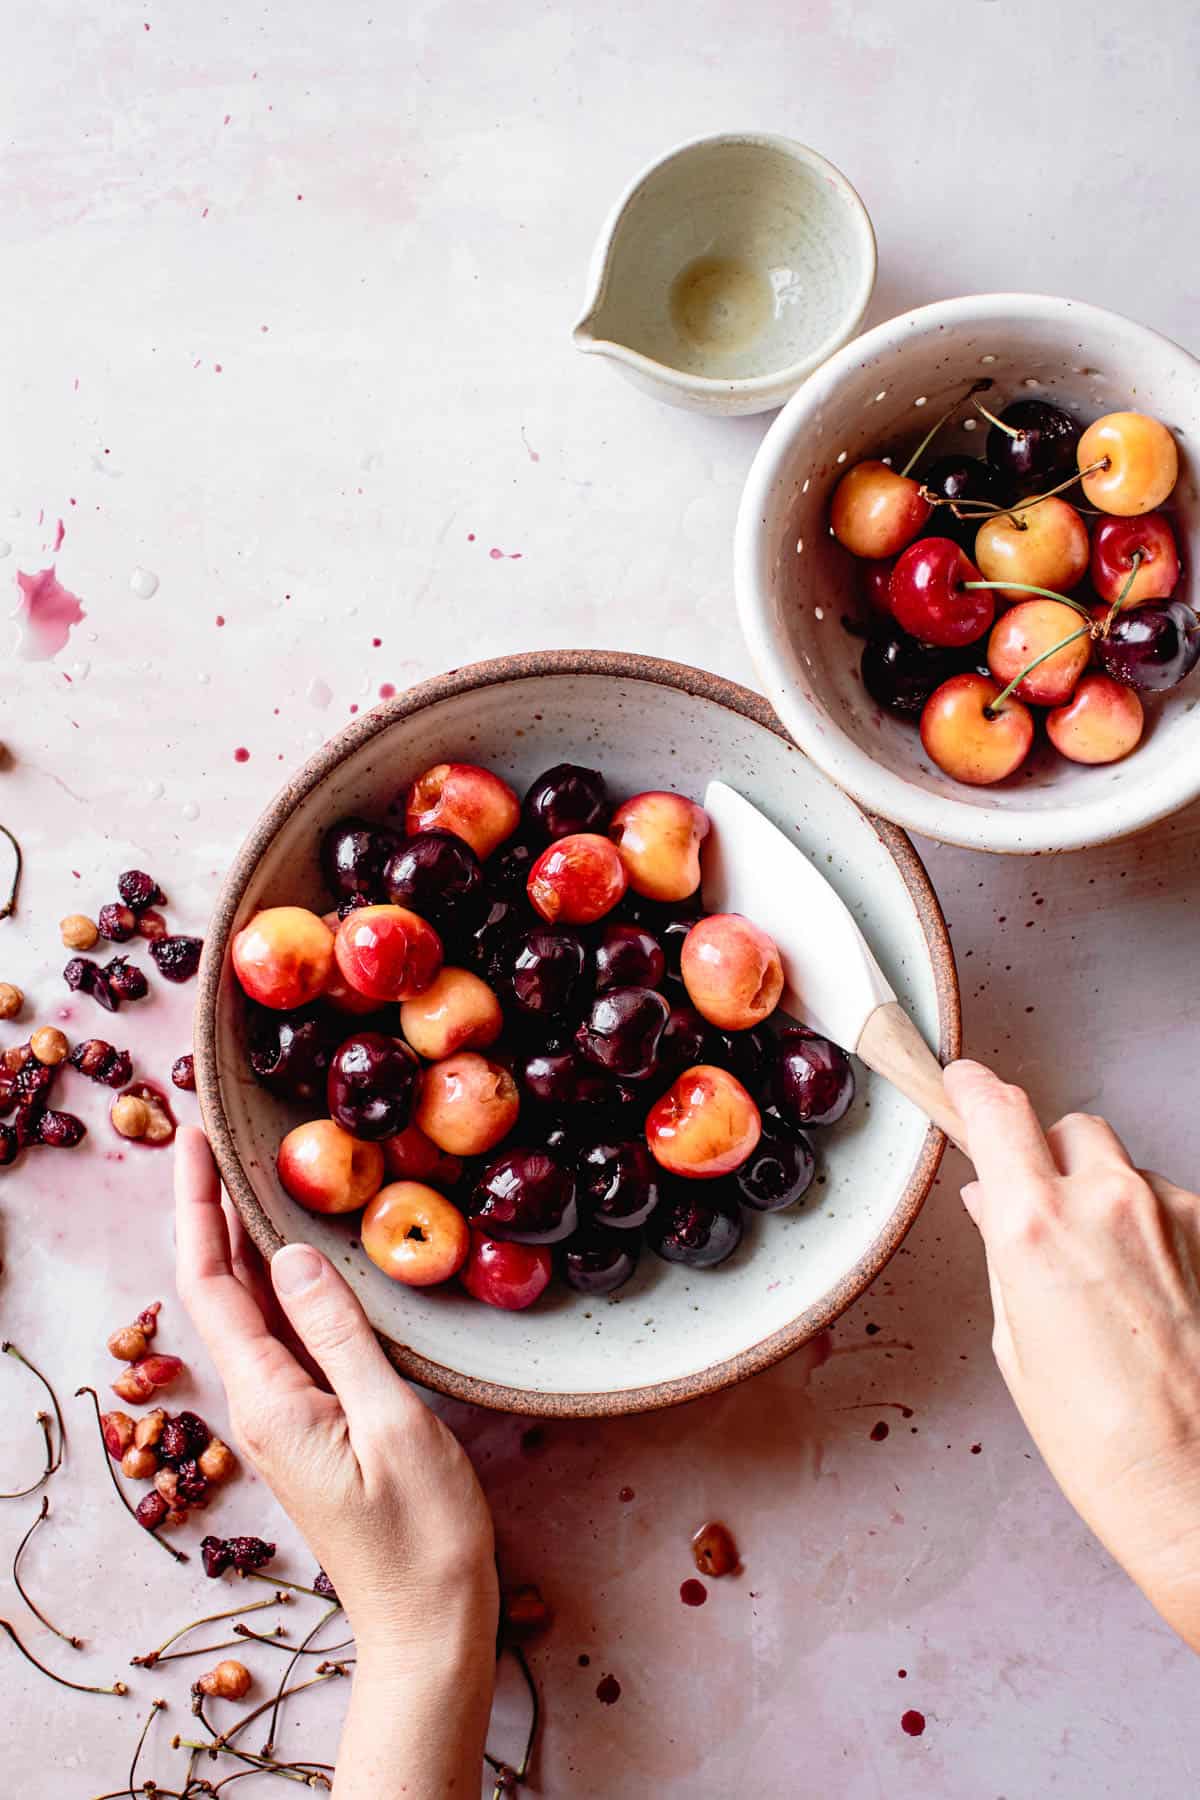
[215,615,225,627]
[52,518,65,551]
[596,1674,621,1705]
[349,703,359,714]
[870,1421,890,1442]
[378,683,396,699]
[13,566,86,661]
[577,1653,590,1667]
[680,1580,707,1607]
[618,1485,634,1503]
[372,636,382,647]
[970,1442,982,1454]
[898,1669,907,1679]
[467,532,476,541]
[234,747,250,763]
[901,1710,925,1737]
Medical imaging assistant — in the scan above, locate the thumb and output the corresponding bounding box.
[271,1243,413,1431]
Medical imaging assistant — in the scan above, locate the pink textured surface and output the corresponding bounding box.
[1,1,1197,1794]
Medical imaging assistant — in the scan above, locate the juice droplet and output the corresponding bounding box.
[595,1674,621,1705]
[901,1710,926,1737]
[12,566,86,661]
[130,567,160,599]
[680,1579,707,1607]
[233,746,250,763]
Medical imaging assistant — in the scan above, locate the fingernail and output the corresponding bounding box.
[272,1244,323,1297]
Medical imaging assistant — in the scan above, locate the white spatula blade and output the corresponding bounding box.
[701,780,895,1052]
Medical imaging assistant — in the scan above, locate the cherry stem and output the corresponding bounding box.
[0,1616,127,1695]
[131,1593,290,1667]
[1103,550,1145,635]
[172,1740,332,1787]
[128,1696,168,1799]
[984,626,1090,718]
[484,1642,541,1794]
[2,1340,65,1493]
[234,1621,352,1656]
[76,1387,187,1563]
[900,379,993,479]
[962,580,1092,620]
[937,458,1111,523]
[260,1603,343,1755]
[245,1572,325,1600]
[155,1628,288,1666]
[216,1666,346,1751]
[0,824,22,920]
[13,1497,83,1647]
[972,397,1018,438]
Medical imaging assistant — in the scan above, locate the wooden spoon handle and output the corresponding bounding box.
[856,1001,968,1156]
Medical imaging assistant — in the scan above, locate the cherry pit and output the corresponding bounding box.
[834,388,1197,784]
[231,762,858,1308]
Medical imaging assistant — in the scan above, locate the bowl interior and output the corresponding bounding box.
[593,139,872,382]
[740,299,1200,851]
[205,666,953,1413]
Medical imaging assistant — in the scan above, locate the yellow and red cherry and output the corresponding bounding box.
[1090,513,1179,607]
[414,1051,520,1157]
[380,1121,463,1189]
[360,1181,470,1287]
[920,672,1034,785]
[609,791,709,902]
[334,904,443,1002]
[973,497,1089,603]
[888,538,994,648]
[399,966,503,1061]
[404,761,520,860]
[1046,673,1144,765]
[527,832,627,924]
[320,911,382,1014]
[232,906,334,1010]
[830,460,932,560]
[460,1234,553,1310]
[987,600,1091,705]
[680,914,784,1031]
[646,1064,761,1179]
[1078,412,1178,516]
[276,1118,384,1214]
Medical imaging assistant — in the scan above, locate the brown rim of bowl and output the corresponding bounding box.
[195,648,961,1418]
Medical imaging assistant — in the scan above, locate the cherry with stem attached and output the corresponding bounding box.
[962,579,1093,619]
[1103,550,1145,634]
[984,625,1092,719]
[898,379,994,480]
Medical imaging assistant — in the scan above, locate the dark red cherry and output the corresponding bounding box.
[656,1003,711,1079]
[468,1147,578,1244]
[575,987,670,1080]
[562,1227,639,1295]
[326,1032,420,1140]
[383,831,485,937]
[771,1027,855,1127]
[523,764,610,842]
[248,1005,338,1104]
[321,817,401,903]
[510,928,590,1020]
[489,839,537,899]
[519,1050,614,1112]
[1097,600,1200,692]
[919,454,1011,549]
[985,399,1080,489]
[861,632,974,718]
[648,1183,743,1269]
[734,1116,816,1211]
[578,1139,661,1229]
[594,923,666,992]
[710,1025,774,1102]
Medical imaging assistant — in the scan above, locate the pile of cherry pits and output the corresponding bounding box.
[231,759,858,1312]
[830,392,1198,784]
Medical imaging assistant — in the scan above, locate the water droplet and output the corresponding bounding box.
[0,541,10,559]
[130,567,159,599]
[71,659,91,681]
[146,778,165,800]
[3,505,19,520]
[913,394,927,407]
[307,677,333,710]
[181,800,200,821]
[197,671,211,685]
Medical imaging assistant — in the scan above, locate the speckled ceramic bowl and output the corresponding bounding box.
[195,652,958,1417]
[736,293,1200,853]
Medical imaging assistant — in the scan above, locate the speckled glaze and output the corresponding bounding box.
[196,652,959,1416]
[573,134,876,416]
[736,293,1200,852]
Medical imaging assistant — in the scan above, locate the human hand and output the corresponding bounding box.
[174,1126,498,1796]
[945,1060,1200,1652]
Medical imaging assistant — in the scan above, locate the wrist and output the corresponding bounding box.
[349,1567,499,1684]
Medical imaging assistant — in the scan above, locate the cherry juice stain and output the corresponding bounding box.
[691,1521,739,1577]
[901,1709,926,1737]
[680,1579,708,1607]
[618,1485,634,1503]
[870,1421,890,1442]
[379,683,396,699]
[52,518,65,552]
[233,747,250,763]
[13,566,86,660]
[489,546,523,560]
[596,1674,621,1705]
